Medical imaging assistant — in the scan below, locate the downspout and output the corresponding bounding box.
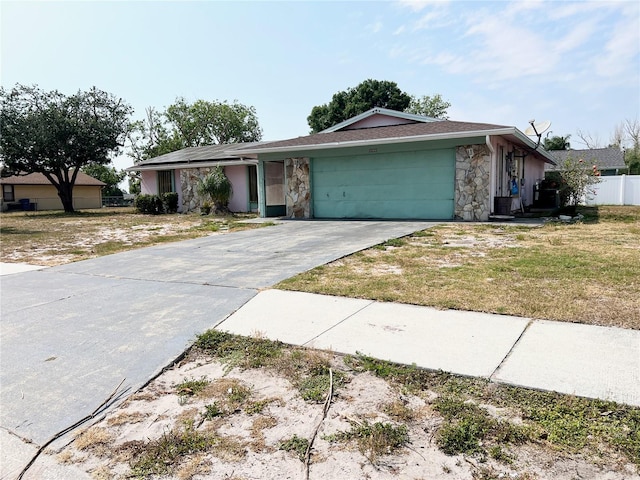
[485,135,494,155]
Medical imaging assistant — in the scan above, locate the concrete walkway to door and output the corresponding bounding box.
[0,219,436,475]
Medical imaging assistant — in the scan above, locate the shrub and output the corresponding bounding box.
[197,167,233,212]
[135,194,164,214]
[546,156,601,208]
[161,192,179,213]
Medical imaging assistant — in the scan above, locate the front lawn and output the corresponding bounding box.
[277,206,640,329]
[0,208,267,266]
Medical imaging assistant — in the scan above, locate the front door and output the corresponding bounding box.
[264,161,286,217]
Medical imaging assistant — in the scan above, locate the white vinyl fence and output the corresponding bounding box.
[586,175,640,206]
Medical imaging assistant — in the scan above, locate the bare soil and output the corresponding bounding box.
[57,348,637,480]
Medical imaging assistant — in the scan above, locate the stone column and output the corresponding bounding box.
[180,167,213,213]
[454,145,491,221]
[284,157,311,218]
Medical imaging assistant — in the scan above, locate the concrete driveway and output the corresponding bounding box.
[0,220,434,451]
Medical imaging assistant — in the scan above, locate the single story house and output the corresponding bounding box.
[125,143,260,213]
[0,172,105,211]
[546,147,627,176]
[233,108,557,220]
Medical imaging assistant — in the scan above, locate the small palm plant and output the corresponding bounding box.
[197,167,233,214]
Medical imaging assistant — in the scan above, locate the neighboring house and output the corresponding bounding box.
[233,108,557,220]
[0,172,105,211]
[546,147,627,176]
[125,144,260,213]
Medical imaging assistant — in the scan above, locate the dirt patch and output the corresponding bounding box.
[57,347,637,480]
[0,208,262,266]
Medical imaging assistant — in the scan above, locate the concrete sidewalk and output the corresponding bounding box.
[0,262,47,276]
[219,289,640,407]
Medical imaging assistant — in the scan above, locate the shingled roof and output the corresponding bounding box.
[126,142,262,171]
[0,172,105,186]
[547,147,627,171]
[238,120,512,151]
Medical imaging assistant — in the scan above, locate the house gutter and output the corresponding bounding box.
[124,158,258,172]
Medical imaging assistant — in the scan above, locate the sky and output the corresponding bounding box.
[2,0,639,177]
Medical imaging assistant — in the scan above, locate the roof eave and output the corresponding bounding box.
[125,158,258,172]
[507,130,557,165]
[233,128,519,155]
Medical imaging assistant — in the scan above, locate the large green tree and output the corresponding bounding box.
[82,163,126,197]
[0,84,132,212]
[405,94,451,119]
[307,79,412,133]
[129,99,262,164]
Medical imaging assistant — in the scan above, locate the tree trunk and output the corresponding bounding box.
[56,181,75,213]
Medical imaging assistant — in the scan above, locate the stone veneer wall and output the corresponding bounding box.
[454,145,491,221]
[285,157,311,218]
[180,167,213,213]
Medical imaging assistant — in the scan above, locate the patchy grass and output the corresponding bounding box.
[75,426,113,450]
[325,419,409,463]
[433,396,529,456]
[348,353,640,466]
[0,208,269,266]
[195,329,347,402]
[128,422,216,478]
[278,434,309,462]
[175,377,210,398]
[277,205,640,329]
[67,331,639,478]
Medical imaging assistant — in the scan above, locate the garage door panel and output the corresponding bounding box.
[312,149,455,219]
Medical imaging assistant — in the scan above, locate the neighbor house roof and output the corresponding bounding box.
[0,172,105,186]
[235,117,557,164]
[126,143,262,172]
[546,147,627,171]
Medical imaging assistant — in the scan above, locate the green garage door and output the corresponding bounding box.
[312,148,455,219]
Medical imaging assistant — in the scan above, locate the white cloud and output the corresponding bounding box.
[395,0,450,13]
[367,20,383,33]
[412,10,445,30]
[594,15,640,78]
[503,0,545,18]
[555,19,597,53]
[393,25,406,35]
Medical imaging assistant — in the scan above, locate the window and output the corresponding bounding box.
[157,170,174,194]
[248,165,258,204]
[3,184,15,202]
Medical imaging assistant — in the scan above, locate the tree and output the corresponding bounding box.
[0,84,132,212]
[127,107,182,164]
[307,79,412,133]
[606,119,639,174]
[82,164,126,197]
[128,100,262,164]
[197,166,233,213]
[543,134,571,151]
[405,94,451,119]
[553,156,601,209]
[166,98,262,145]
[576,129,602,149]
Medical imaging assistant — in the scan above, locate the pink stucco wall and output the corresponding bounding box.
[140,170,184,212]
[488,137,547,211]
[140,170,157,195]
[344,114,415,130]
[225,165,248,212]
[523,157,545,206]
